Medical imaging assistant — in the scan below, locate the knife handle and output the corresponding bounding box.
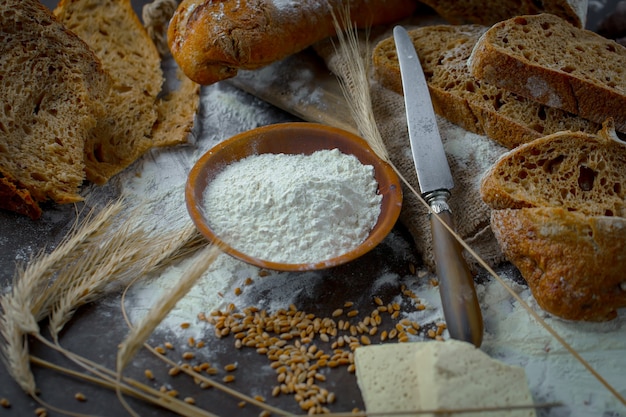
[428,192,484,347]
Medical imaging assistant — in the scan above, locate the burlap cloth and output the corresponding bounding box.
[314,29,508,271]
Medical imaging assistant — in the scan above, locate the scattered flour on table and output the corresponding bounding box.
[114,83,625,417]
[203,149,382,264]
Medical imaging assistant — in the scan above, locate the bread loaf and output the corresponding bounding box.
[481,121,626,321]
[417,0,587,27]
[372,24,600,149]
[0,0,110,219]
[168,0,420,85]
[469,13,626,132]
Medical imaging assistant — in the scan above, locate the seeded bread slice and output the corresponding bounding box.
[54,0,164,185]
[469,13,626,132]
[417,0,587,28]
[481,121,626,321]
[0,0,110,218]
[372,24,600,149]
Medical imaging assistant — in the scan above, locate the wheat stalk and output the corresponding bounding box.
[330,7,391,164]
[0,201,126,396]
[48,219,202,340]
[30,339,216,417]
[115,244,221,416]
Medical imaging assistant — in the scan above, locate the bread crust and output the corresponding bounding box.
[469,14,626,132]
[168,0,419,85]
[491,208,626,321]
[0,174,43,220]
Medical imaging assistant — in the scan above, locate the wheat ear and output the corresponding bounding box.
[0,201,124,396]
[115,244,221,415]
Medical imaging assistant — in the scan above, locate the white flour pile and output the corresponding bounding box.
[203,149,382,264]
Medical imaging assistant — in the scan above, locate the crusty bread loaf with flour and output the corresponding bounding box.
[0,0,110,219]
[372,24,600,149]
[469,13,626,132]
[481,121,626,321]
[167,0,420,85]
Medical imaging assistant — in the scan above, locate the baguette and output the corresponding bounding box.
[0,0,110,219]
[372,24,600,149]
[168,0,420,85]
[469,13,626,132]
[481,121,626,321]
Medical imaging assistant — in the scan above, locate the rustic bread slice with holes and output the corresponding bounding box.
[54,0,164,185]
[0,0,110,219]
[469,13,626,132]
[372,24,600,149]
[481,121,626,321]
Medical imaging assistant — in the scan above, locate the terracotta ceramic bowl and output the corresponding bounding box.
[186,122,402,271]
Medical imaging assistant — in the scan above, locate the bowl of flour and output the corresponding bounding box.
[186,122,402,271]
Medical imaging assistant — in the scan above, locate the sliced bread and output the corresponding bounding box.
[372,24,600,149]
[54,0,164,185]
[481,121,626,321]
[0,0,110,218]
[481,121,626,216]
[417,0,586,28]
[469,13,626,132]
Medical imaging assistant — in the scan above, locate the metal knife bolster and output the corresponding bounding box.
[423,189,451,214]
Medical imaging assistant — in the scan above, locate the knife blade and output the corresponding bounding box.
[393,25,483,347]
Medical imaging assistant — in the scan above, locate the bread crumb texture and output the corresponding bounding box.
[481,122,626,217]
[0,0,109,216]
[54,0,163,185]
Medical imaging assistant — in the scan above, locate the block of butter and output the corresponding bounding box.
[354,339,536,417]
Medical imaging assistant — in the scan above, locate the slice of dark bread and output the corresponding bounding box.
[480,121,626,217]
[481,121,626,321]
[469,13,626,132]
[372,24,600,149]
[0,0,110,218]
[54,0,164,185]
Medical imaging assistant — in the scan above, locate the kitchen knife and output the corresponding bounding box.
[393,25,483,347]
